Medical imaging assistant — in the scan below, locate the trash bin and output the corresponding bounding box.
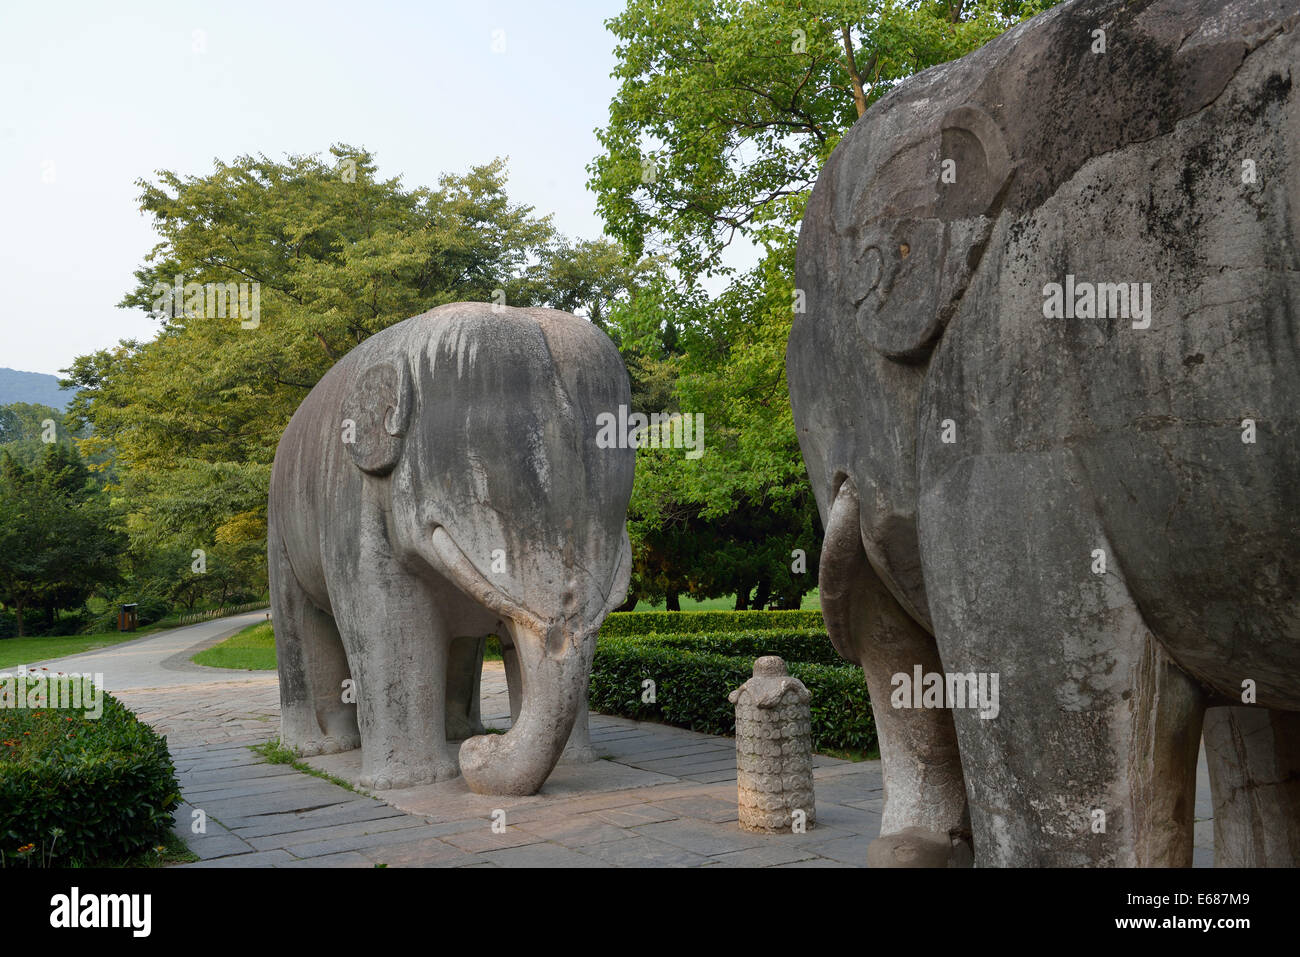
[118,603,138,632]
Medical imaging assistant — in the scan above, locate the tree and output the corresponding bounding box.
[64,147,632,579]
[0,447,123,636]
[590,0,1047,279]
[591,0,1045,607]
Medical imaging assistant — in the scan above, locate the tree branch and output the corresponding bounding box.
[840,24,868,118]
[314,332,337,360]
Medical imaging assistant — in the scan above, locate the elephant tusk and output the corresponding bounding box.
[426,525,547,637]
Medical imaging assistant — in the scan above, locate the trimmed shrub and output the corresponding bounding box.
[600,609,824,637]
[0,675,181,865]
[589,636,874,752]
[614,629,846,667]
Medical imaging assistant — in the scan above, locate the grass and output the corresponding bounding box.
[0,627,164,670]
[250,739,356,792]
[0,829,199,869]
[816,746,881,762]
[195,621,506,670]
[0,608,260,670]
[114,830,199,868]
[192,621,276,670]
[632,589,822,612]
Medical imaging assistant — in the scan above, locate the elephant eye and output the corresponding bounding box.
[899,242,910,259]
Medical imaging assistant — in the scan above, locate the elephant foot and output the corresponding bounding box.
[867,828,973,868]
[558,744,596,765]
[445,717,488,741]
[359,758,460,791]
[292,732,362,757]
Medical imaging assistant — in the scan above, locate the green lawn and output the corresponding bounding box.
[632,589,821,612]
[192,621,277,670]
[0,631,150,670]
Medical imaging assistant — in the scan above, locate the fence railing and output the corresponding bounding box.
[177,601,270,627]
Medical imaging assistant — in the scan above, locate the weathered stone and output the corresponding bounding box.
[788,0,1300,866]
[866,827,971,869]
[269,303,635,796]
[729,657,816,832]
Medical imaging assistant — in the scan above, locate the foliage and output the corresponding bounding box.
[592,0,1046,609]
[0,403,101,474]
[590,0,1048,277]
[0,677,181,866]
[589,633,874,751]
[605,628,845,666]
[601,608,824,635]
[0,446,124,637]
[64,147,633,573]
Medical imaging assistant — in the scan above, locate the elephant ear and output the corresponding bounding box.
[936,104,1013,221]
[862,103,1015,363]
[341,360,412,476]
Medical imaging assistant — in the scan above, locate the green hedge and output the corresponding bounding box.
[0,676,181,865]
[600,609,824,637]
[613,629,846,668]
[589,636,874,752]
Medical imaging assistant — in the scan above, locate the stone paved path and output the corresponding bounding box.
[34,615,1216,867]
[29,610,277,691]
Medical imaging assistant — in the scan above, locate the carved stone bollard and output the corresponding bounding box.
[728,656,816,832]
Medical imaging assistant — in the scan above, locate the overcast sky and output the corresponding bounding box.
[0,0,629,375]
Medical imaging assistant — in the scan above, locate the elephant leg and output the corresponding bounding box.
[269,536,358,756]
[919,453,1206,866]
[335,574,457,790]
[1204,707,1300,866]
[501,636,523,725]
[445,635,487,740]
[820,482,969,867]
[560,691,596,764]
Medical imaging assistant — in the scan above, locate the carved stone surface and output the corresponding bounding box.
[788,0,1300,865]
[729,656,816,832]
[268,303,634,796]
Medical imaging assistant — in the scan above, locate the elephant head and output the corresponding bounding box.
[340,303,634,795]
[789,69,1017,630]
[788,0,1250,626]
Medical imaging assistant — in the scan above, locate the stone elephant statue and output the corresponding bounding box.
[788,0,1300,866]
[268,302,634,796]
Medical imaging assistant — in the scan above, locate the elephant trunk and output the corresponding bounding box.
[458,618,592,796]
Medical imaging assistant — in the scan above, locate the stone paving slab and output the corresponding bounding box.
[73,617,1221,867]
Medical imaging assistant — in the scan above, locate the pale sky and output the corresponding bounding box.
[0,0,631,375]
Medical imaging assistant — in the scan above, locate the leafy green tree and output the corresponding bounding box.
[591,0,1047,277]
[64,148,631,577]
[592,0,1045,608]
[0,403,97,473]
[0,447,123,636]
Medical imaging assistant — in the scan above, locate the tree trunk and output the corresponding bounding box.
[734,584,751,611]
[615,590,638,613]
[841,25,870,118]
[666,592,681,612]
[14,597,25,637]
[753,578,772,611]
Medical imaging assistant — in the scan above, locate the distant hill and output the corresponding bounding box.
[0,368,77,410]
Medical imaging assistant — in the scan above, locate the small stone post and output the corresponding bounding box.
[728,655,816,832]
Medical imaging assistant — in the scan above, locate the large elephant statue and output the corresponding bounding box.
[788,0,1300,865]
[268,302,634,796]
